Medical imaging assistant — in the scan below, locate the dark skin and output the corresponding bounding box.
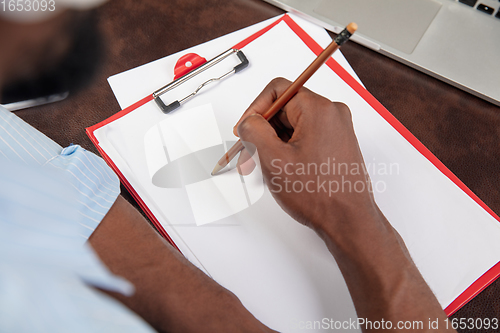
[235,78,456,332]
[89,79,457,332]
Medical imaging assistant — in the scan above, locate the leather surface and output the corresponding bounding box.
[14,0,500,329]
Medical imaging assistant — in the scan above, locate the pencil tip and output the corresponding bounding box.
[211,163,223,176]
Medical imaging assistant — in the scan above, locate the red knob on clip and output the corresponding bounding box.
[174,53,207,80]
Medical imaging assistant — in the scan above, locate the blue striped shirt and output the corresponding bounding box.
[0,105,120,239]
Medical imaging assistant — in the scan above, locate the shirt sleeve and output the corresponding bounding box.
[0,160,154,333]
[45,144,121,239]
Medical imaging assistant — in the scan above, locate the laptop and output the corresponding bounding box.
[262,0,500,106]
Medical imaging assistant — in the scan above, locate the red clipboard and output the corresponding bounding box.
[87,14,500,316]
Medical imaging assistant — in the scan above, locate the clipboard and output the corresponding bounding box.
[87,14,500,329]
[153,48,249,113]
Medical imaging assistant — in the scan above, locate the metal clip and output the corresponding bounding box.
[153,48,249,113]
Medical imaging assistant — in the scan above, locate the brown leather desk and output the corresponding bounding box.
[15,0,500,330]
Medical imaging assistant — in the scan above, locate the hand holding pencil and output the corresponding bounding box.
[211,22,358,176]
[231,77,371,232]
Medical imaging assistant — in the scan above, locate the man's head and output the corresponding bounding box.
[0,0,107,103]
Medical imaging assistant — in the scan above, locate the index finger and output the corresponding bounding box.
[233,77,293,136]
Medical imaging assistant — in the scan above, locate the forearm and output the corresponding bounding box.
[89,195,274,333]
[318,203,456,332]
[234,78,455,332]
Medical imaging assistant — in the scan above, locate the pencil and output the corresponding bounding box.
[211,22,358,176]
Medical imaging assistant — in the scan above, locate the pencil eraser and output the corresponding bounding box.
[346,22,358,34]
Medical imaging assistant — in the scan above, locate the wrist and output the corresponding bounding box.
[316,203,451,330]
[314,196,389,247]
[315,198,419,292]
[313,197,416,279]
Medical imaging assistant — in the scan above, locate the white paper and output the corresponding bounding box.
[186,168,248,225]
[158,104,223,161]
[95,14,500,333]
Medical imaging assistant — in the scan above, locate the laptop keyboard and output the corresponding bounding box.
[456,0,500,18]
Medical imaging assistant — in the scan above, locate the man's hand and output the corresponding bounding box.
[234,77,379,237]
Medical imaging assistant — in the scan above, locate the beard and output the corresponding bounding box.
[0,10,103,105]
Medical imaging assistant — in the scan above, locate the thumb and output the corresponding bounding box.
[237,114,284,159]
